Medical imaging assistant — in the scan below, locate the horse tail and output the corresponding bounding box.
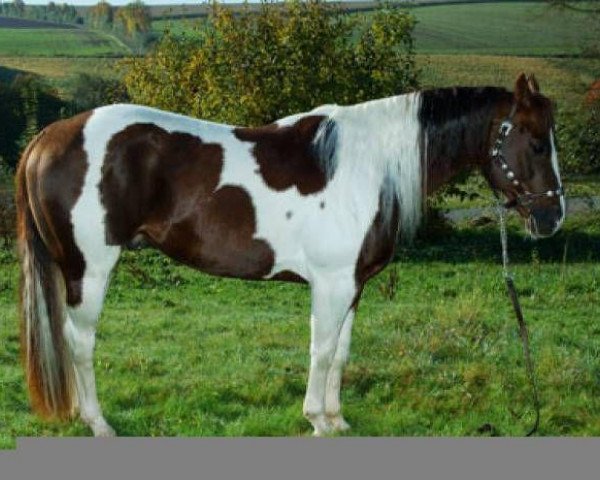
[16,133,76,420]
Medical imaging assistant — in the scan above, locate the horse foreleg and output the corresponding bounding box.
[303,277,355,436]
[64,271,115,437]
[324,307,355,432]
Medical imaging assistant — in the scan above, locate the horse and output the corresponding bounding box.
[15,73,565,437]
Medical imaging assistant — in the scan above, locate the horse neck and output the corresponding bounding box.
[419,87,513,195]
[330,93,424,240]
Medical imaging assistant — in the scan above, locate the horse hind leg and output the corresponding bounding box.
[63,251,119,437]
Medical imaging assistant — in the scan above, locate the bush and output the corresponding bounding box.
[68,73,130,113]
[123,0,419,126]
[0,75,68,170]
[557,101,600,175]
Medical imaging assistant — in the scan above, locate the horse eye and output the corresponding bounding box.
[529,140,547,155]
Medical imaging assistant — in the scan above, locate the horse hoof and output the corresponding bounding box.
[307,414,333,437]
[328,416,351,433]
[91,420,116,437]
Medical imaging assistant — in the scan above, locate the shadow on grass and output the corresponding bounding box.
[397,226,600,265]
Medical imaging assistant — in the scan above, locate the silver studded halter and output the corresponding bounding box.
[491,110,564,210]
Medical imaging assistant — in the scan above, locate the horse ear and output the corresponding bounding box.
[527,74,540,93]
[514,72,532,107]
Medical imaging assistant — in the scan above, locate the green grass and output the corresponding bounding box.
[1,210,599,447]
[409,2,597,56]
[0,28,129,57]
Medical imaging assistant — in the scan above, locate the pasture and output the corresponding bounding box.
[1,208,599,447]
[152,2,597,57]
[0,28,129,57]
[410,2,596,56]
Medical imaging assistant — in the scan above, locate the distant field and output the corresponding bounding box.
[0,16,76,29]
[152,2,597,57]
[0,56,121,99]
[409,2,596,56]
[0,56,120,81]
[0,28,129,57]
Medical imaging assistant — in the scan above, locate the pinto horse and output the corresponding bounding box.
[16,73,564,437]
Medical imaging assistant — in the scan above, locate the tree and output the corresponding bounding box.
[88,1,113,30]
[115,1,151,37]
[13,0,26,17]
[123,0,418,126]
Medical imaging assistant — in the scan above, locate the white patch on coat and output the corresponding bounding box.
[549,129,565,230]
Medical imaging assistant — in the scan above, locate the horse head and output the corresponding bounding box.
[483,73,565,238]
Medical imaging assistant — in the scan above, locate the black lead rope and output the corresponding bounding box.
[497,203,541,437]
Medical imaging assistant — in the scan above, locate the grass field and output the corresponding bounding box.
[1,209,599,447]
[152,2,598,57]
[409,2,596,56]
[0,56,120,81]
[0,56,121,99]
[0,28,129,57]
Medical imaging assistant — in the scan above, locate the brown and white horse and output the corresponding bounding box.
[16,73,564,436]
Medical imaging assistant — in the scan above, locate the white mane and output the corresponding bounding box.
[313,93,424,241]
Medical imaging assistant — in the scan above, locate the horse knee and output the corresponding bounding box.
[64,319,95,363]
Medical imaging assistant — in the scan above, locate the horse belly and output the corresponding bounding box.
[144,185,277,280]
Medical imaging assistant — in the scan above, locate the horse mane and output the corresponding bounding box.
[419,86,513,191]
[312,93,424,242]
[311,87,515,241]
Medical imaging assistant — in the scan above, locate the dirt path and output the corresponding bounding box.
[443,196,600,223]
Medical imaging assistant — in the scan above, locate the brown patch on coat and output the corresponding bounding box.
[355,199,399,287]
[270,270,307,283]
[234,116,329,195]
[101,123,275,279]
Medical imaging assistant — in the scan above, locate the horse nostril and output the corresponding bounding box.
[530,204,562,237]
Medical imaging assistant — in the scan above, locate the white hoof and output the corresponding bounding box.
[89,417,116,437]
[327,415,351,433]
[306,413,333,437]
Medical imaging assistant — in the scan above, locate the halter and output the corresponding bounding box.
[490,107,564,210]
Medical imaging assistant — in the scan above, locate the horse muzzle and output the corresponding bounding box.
[526,203,564,238]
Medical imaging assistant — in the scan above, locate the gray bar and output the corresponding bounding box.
[1,437,599,480]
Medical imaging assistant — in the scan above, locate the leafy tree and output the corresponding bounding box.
[123,0,418,126]
[13,0,25,17]
[115,1,151,37]
[88,1,114,30]
[68,73,129,112]
[0,76,68,169]
[558,99,600,174]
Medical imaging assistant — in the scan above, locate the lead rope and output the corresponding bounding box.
[496,202,541,436]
